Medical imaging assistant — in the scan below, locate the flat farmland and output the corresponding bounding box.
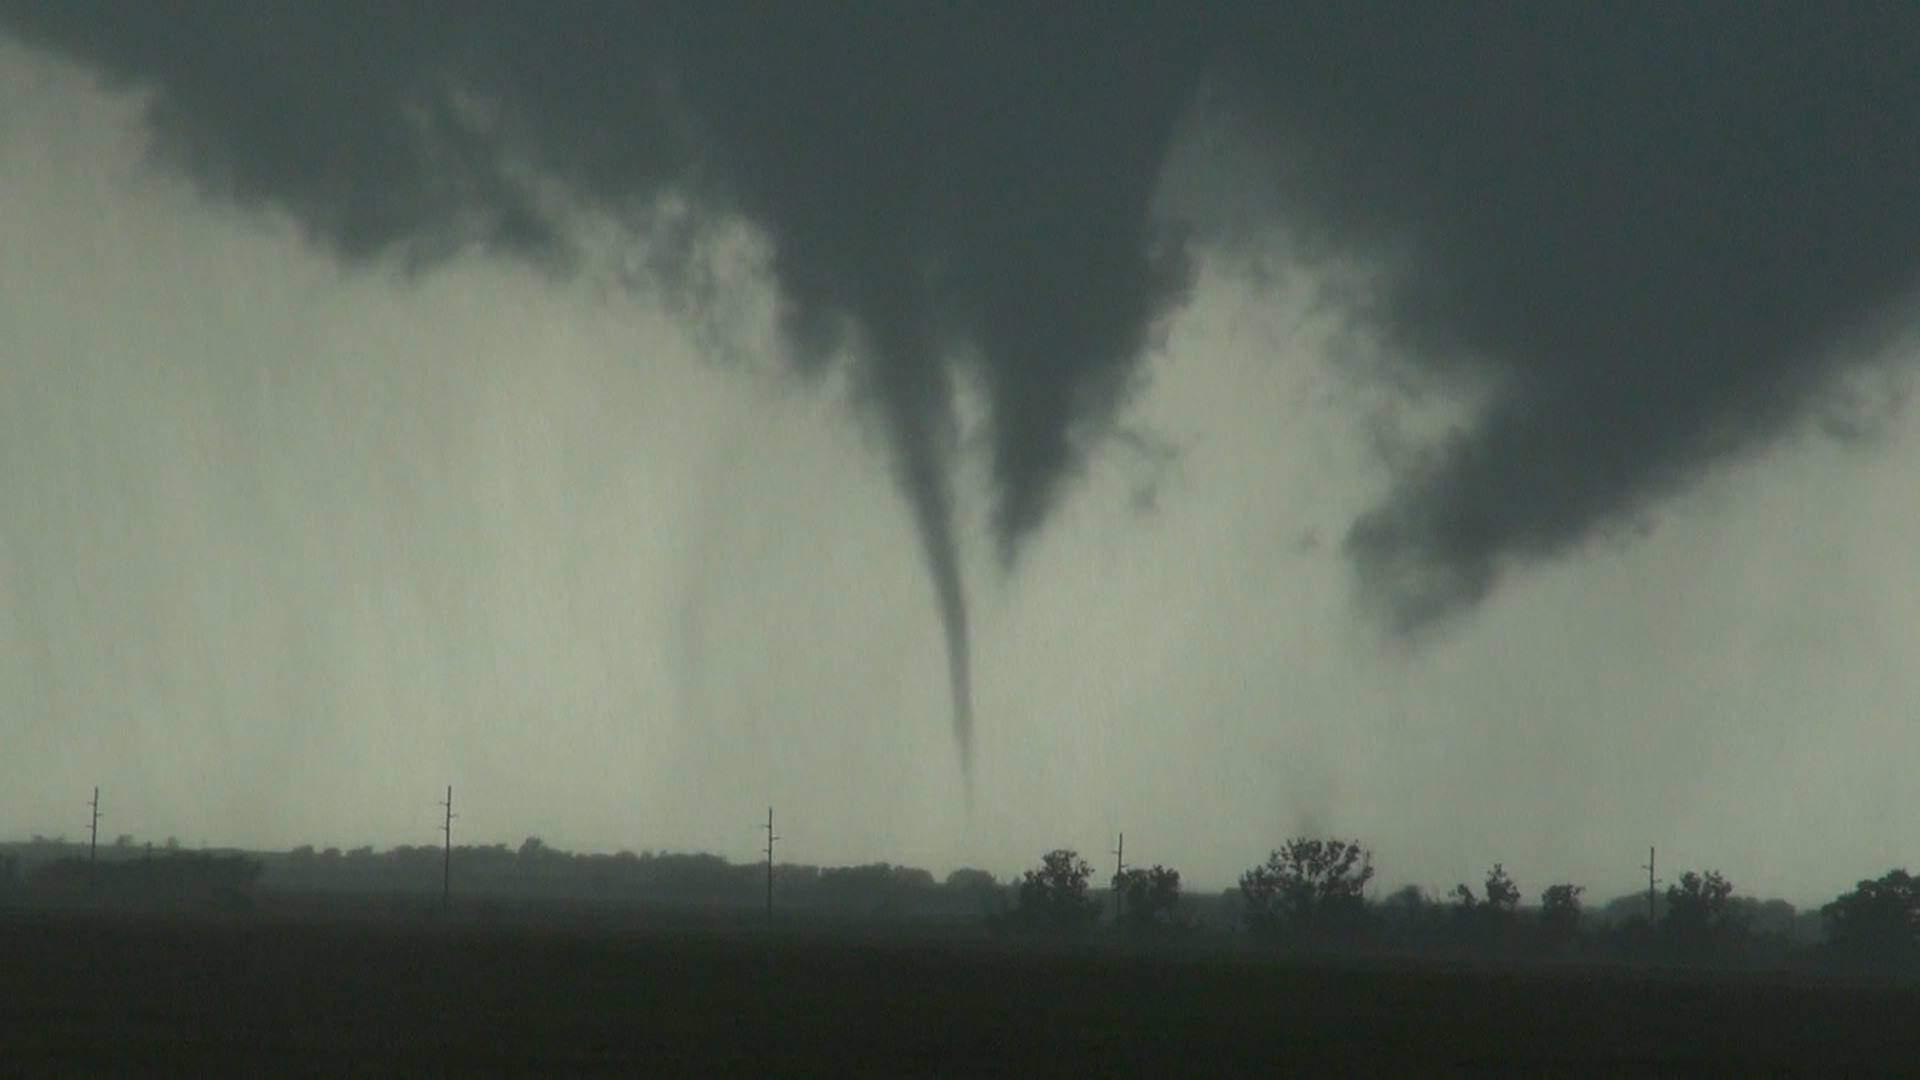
[4,910,1918,1073]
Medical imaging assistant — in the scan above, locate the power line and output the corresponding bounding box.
[439,786,456,911]
[761,806,778,924]
[1642,846,1662,926]
[88,787,101,892]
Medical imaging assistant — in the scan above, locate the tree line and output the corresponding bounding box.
[995,839,1916,973]
[4,833,1916,972]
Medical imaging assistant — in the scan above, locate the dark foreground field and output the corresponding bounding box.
[5,910,1919,1074]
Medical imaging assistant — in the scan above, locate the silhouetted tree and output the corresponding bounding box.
[1112,865,1183,936]
[1379,885,1445,953]
[945,868,998,893]
[1448,864,1520,950]
[1822,869,1920,971]
[1001,849,1099,937]
[816,863,932,914]
[944,867,1005,916]
[1483,864,1519,914]
[1737,897,1800,942]
[1449,864,1518,911]
[1239,838,1374,944]
[1663,870,1745,960]
[1539,883,1585,950]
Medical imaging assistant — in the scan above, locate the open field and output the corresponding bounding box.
[5,908,1919,1074]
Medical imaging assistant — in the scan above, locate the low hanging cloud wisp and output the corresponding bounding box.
[5,3,1918,778]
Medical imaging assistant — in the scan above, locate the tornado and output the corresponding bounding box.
[897,438,974,790]
[865,317,975,790]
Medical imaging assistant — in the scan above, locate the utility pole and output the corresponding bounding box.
[1111,832,1126,921]
[88,787,101,891]
[1643,846,1661,925]
[761,806,778,924]
[439,786,456,911]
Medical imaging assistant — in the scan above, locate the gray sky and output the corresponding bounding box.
[2,9,1919,907]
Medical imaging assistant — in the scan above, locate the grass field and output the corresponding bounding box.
[6,908,1919,1073]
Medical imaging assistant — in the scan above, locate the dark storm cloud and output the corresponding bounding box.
[1211,3,1920,627]
[5,3,1919,664]
[0,1,1208,775]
